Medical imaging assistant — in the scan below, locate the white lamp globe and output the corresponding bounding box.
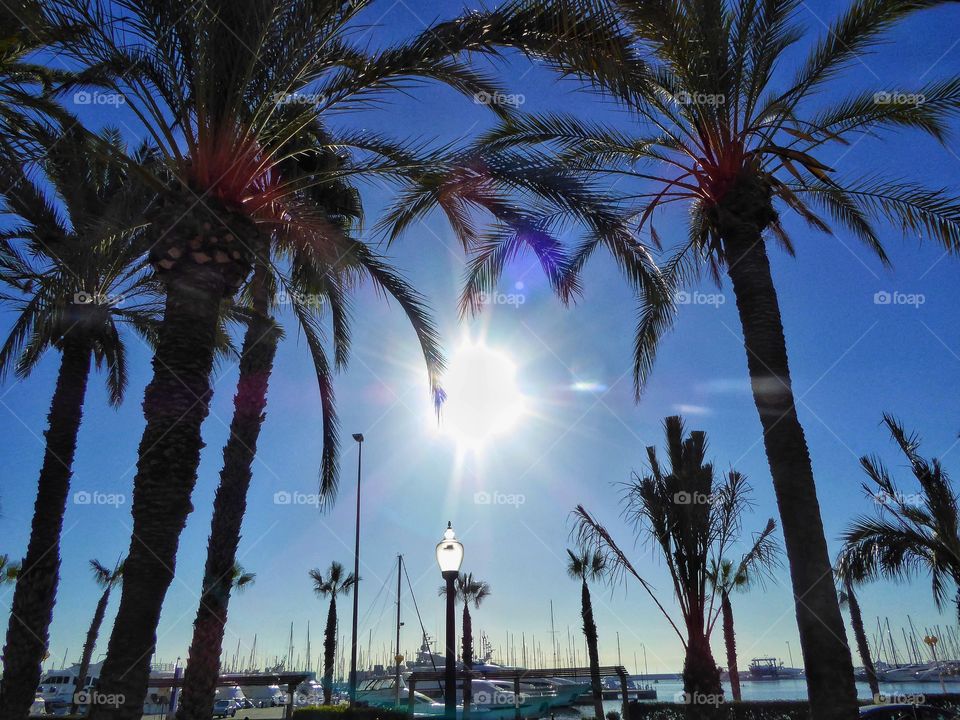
[435,522,464,575]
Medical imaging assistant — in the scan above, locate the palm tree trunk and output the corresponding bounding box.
[580,580,603,720]
[323,597,337,705]
[89,270,226,720]
[681,627,721,720]
[462,604,472,720]
[844,580,880,699]
[720,591,740,702]
[720,179,858,720]
[0,341,91,720]
[72,586,113,713]
[177,304,280,720]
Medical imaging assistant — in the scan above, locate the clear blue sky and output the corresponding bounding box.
[2,0,960,677]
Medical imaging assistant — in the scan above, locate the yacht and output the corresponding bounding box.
[747,658,804,680]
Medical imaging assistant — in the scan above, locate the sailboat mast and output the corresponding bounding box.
[550,600,557,668]
[395,554,403,707]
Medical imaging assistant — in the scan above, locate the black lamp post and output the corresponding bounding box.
[348,433,364,705]
[436,522,463,720]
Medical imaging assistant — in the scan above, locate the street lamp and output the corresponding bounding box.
[348,433,364,705]
[436,522,463,720]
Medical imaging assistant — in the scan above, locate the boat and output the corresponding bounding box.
[747,658,804,680]
[356,675,550,718]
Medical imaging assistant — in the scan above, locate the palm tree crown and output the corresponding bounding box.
[310,562,357,600]
[840,413,960,620]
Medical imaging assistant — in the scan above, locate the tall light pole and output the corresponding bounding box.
[436,522,464,720]
[348,433,364,705]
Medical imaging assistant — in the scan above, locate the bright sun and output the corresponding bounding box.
[439,341,525,449]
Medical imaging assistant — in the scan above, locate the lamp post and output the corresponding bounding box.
[348,433,364,705]
[436,522,463,720]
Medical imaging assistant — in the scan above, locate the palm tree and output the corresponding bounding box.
[71,559,124,714]
[309,563,356,705]
[836,574,880,700]
[840,414,960,625]
[471,3,960,716]
[566,549,606,720]
[176,125,368,720]
[439,573,491,718]
[573,416,777,715]
[706,530,779,703]
[0,555,20,584]
[48,3,641,714]
[0,128,159,720]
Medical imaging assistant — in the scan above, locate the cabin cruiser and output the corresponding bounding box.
[747,658,804,680]
[237,683,286,707]
[357,675,550,718]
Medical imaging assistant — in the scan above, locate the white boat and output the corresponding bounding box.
[357,675,549,718]
[237,683,286,707]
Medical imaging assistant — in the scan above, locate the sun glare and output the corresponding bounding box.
[439,341,525,449]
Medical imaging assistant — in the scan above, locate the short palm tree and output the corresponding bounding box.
[439,572,491,717]
[48,4,638,714]
[475,3,960,717]
[706,531,779,703]
[0,555,20,584]
[840,414,960,624]
[566,549,606,720]
[836,573,880,700]
[573,415,776,713]
[309,563,356,705]
[0,128,159,720]
[71,559,124,713]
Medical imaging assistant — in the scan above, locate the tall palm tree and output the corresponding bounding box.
[469,3,960,716]
[573,416,776,716]
[439,572,491,718]
[565,549,606,720]
[309,563,356,705]
[176,124,368,720]
[840,414,960,624]
[71,559,124,714]
[837,574,880,700]
[48,4,641,714]
[706,528,779,704]
[0,128,159,720]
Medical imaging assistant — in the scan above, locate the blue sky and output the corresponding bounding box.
[2,0,960,678]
